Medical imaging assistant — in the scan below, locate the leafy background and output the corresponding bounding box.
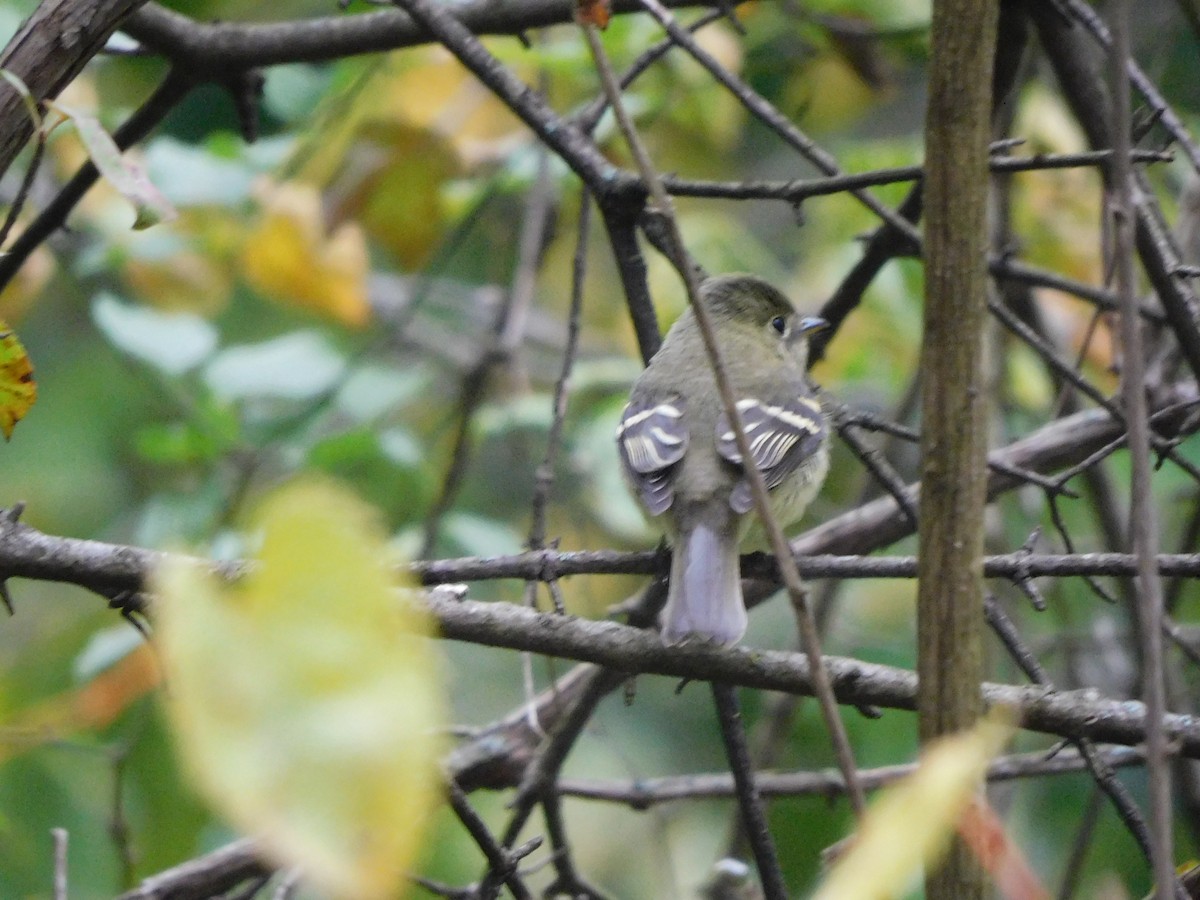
[0,0,1197,896]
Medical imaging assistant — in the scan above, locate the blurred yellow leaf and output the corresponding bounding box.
[382,46,528,165]
[121,209,245,316]
[0,322,36,440]
[0,241,53,322]
[153,479,445,900]
[336,124,458,268]
[789,52,878,132]
[241,181,371,328]
[126,250,234,316]
[813,710,1014,900]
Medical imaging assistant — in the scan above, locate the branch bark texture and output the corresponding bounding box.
[0,0,148,177]
[918,0,999,896]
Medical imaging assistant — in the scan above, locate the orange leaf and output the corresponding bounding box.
[0,644,160,763]
[958,797,1051,900]
[72,644,161,730]
[576,0,611,28]
[241,181,371,328]
[0,321,36,440]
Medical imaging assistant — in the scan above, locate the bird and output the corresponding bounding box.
[615,273,830,645]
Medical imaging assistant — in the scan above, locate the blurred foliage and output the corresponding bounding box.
[154,480,445,900]
[814,712,1020,900]
[0,0,1196,897]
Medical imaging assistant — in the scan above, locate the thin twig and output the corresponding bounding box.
[527,190,589,555]
[579,12,867,817]
[984,590,1162,875]
[0,133,44,250]
[558,745,1147,806]
[1062,0,1200,172]
[1109,1,1175,893]
[662,148,1173,203]
[108,744,135,889]
[540,792,613,900]
[833,422,918,525]
[504,667,627,845]
[711,683,788,899]
[1056,787,1104,900]
[633,0,920,246]
[0,67,195,291]
[446,779,535,900]
[52,828,68,900]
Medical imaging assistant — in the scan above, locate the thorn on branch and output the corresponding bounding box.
[711,0,746,35]
[106,591,152,639]
[1132,104,1165,144]
[1020,526,1043,555]
[4,501,26,523]
[1047,496,1119,605]
[989,136,1026,153]
[789,199,806,228]
[224,69,265,144]
[1013,576,1048,612]
[1043,739,1072,761]
[1012,527,1048,611]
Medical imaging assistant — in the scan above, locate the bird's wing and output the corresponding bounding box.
[716,394,826,514]
[616,396,688,516]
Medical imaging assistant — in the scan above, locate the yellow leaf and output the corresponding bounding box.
[153,480,445,900]
[337,124,458,268]
[813,710,1015,900]
[125,250,234,316]
[241,182,371,328]
[0,322,36,440]
[381,46,527,165]
[788,52,878,132]
[0,241,53,322]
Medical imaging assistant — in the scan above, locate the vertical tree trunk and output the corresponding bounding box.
[918,3,1000,898]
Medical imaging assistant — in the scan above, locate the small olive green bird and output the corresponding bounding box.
[616,274,830,645]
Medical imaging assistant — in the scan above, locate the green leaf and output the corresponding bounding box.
[307,427,430,525]
[440,511,525,557]
[134,422,218,465]
[204,331,346,401]
[92,292,218,376]
[72,625,144,681]
[143,136,257,207]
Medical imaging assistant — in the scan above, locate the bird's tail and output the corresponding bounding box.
[662,520,746,645]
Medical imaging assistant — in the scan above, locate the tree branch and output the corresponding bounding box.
[0,0,149,178]
[120,0,723,72]
[557,745,1147,807]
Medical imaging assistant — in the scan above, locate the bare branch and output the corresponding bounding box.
[426,593,1200,756]
[558,745,1147,807]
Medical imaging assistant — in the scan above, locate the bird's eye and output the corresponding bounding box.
[770,316,787,335]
